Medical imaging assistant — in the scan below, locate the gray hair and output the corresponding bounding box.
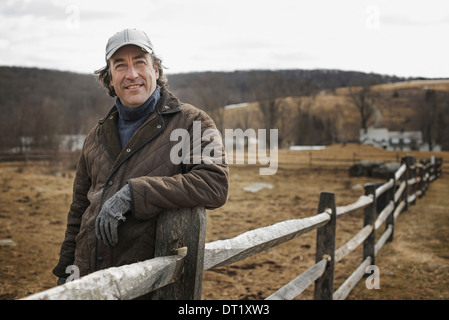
[94,53,168,97]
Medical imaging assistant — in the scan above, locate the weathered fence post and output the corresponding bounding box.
[436,157,443,178]
[425,160,430,189]
[429,156,435,181]
[402,156,411,211]
[417,162,425,198]
[151,206,206,300]
[410,156,417,205]
[314,192,336,300]
[363,184,376,266]
[386,173,395,242]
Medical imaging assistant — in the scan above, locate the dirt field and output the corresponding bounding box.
[0,144,448,300]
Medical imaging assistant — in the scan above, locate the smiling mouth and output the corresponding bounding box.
[126,84,143,89]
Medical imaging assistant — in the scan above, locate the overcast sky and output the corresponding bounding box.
[1,0,448,78]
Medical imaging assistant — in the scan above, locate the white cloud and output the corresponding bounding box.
[0,0,448,78]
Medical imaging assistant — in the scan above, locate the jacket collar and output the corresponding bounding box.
[155,88,182,115]
[99,88,182,125]
[97,89,182,164]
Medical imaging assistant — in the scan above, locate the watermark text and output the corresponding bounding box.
[170,122,278,175]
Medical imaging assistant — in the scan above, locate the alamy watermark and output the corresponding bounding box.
[65,265,80,282]
[365,5,380,30]
[65,4,80,30]
[170,121,278,175]
[365,264,380,289]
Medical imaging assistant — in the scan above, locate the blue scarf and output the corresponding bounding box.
[116,86,161,148]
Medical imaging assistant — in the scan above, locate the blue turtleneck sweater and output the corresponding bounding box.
[116,86,161,148]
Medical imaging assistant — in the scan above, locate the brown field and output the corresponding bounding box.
[0,144,448,300]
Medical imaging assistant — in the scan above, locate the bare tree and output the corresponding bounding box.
[292,106,337,146]
[416,89,449,151]
[189,75,230,134]
[0,95,30,152]
[31,97,63,150]
[435,96,449,150]
[348,85,376,134]
[250,72,288,147]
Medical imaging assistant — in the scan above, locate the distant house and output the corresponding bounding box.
[359,128,439,151]
[58,134,86,151]
[11,134,86,152]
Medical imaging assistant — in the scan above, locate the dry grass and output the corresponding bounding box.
[1,144,448,300]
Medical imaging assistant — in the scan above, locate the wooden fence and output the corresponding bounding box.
[0,150,80,163]
[290,149,448,174]
[23,155,443,300]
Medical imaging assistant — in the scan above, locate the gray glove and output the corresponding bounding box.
[95,184,132,246]
[57,277,66,286]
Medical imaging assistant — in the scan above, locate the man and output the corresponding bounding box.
[52,29,229,285]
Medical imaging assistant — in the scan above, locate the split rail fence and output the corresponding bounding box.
[23,155,443,300]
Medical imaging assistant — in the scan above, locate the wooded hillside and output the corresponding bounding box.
[1,66,448,151]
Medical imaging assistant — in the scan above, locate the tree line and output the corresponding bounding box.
[1,65,444,152]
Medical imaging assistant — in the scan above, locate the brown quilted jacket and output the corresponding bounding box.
[53,89,229,278]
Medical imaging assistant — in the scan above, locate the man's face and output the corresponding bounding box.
[109,45,159,108]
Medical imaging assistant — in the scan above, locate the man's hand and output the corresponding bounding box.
[57,277,66,286]
[95,184,132,246]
